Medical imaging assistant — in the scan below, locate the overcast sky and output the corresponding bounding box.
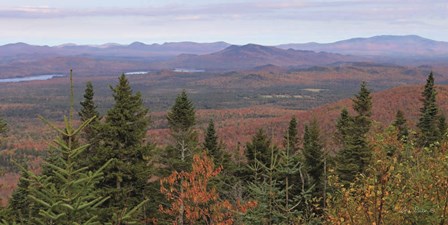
[0,0,447,45]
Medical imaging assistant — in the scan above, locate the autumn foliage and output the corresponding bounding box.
[159,152,256,225]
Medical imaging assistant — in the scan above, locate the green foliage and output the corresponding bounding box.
[162,90,198,173]
[336,82,373,183]
[246,129,272,168]
[95,74,151,220]
[327,127,448,225]
[79,81,100,137]
[392,110,409,142]
[7,164,36,224]
[20,71,113,225]
[438,114,447,140]
[203,119,221,160]
[167,90,195,133]
[417,72,441,147]
[284,117,299,153]
[302,119,324,197]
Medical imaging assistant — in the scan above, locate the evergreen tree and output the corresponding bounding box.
[20,70,113,225]
[335,108,352,144]
[246,129,272,168]
[8,165,36,224]
[163,90,198,173]
[303,120,324,194]
[392,110,409,142]
[438,114,447,140]
[336,82,373,183]
[78,81,101,168]
[417,72,440,147]
[167,90,196,132]
[79,81,100,141]
[96,74,151,220]
[284,117,299,153]
[203,119,222,161]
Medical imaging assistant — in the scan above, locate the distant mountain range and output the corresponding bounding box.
[150,44,358,70]
[0,35,447,77]
[277,35,448,58]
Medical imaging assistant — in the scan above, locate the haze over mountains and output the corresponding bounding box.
[0,35,447,77]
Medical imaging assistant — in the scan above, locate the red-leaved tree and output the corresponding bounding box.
[159,152,256,225]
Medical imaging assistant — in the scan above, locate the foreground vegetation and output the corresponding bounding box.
[0,71,447,224]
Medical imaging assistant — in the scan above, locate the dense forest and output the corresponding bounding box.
[0,70,447,225]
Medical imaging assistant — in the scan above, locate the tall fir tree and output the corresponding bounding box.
[96,74,151,220]
[302,119,324,195]
[284,117,299,153]
[438,114,447,140]
[336,82,373,183]
[79,81,100,141]
[7,164,36,224]
[16,70,113,225]
[78,81,101,168]
[246,129,272,169]
[392,110,409,142]
[163,90,198,173]
[203,119,222,161]
[417,72,441,147]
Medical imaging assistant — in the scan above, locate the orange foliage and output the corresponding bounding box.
[159,152,256,225]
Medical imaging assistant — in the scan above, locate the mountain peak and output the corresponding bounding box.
[129,41,147,47]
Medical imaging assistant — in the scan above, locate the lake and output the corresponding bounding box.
[0,74,65,83]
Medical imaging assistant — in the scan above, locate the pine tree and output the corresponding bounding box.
[417,72,440,147]
[203,119,222,161]
[20,70,113,225]
[303,120,324,194]
[79,81,100,141]
[163,90,198,173]
[96,74,151,220]
[284,117,299,153]
[438,114,447,140]
[78,81,101,168]
[246,129,272,168]
[8,165,36,224]
[392,110,409,142]
[336,82,373,183]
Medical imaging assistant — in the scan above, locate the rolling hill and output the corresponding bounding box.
[152,44,359,71]
[277,35,448,59]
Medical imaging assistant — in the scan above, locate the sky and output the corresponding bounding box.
[0,0,447,46]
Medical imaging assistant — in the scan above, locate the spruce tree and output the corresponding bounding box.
[336,82,373,183]
[439,114,447,140]
[8,165,35,224]
[246,129,272,168]
[20,70,112,225]
[79,81,100,141]
[203,119,222,161]
[284,117,299,153]
[163,90,198,173]
[78,81,101,168]
[302,120,324,193]
[392,110,409,141]
[417,72,440,147]
[96,74,151,219]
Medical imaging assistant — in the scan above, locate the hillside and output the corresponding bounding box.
[153,44,358,71]
[278,35,448,58]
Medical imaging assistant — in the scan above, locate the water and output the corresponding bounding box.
[173,68,205,73]
[0,74,65,83]
[124,71,149,76]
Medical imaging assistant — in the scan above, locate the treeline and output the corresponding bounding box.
[0,71,447,224]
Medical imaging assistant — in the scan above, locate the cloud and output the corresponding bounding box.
[0,0,445,22]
